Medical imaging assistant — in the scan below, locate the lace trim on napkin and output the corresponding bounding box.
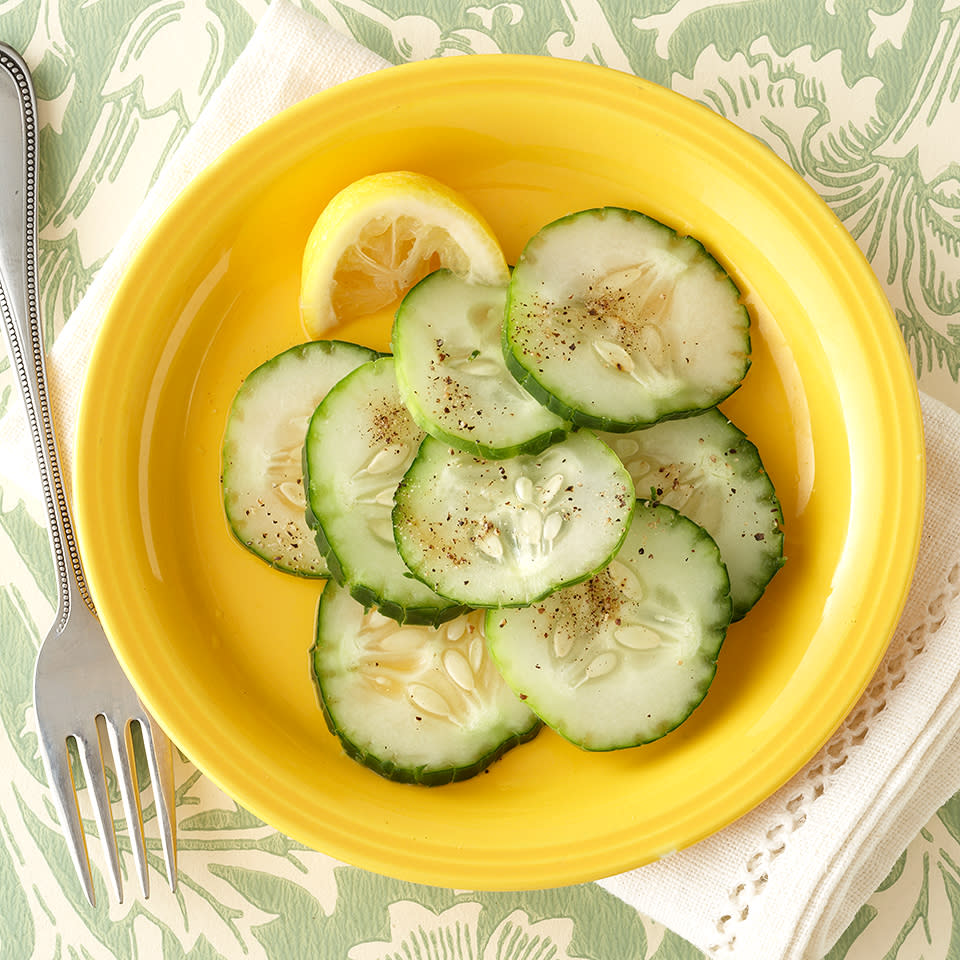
[707,561,960,956]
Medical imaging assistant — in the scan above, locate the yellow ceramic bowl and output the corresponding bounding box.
[75,56,923,889]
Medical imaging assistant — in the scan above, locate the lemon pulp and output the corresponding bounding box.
[300,170,509,338]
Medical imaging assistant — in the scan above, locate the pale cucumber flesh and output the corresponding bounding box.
[600,408,784,619]
[393,430,636,608]
[313,582,540,784]
[504,207,751,430]
[303,356,465,625]
[221,339,378,577]
[392,268,568,459]
[486,501,732,750]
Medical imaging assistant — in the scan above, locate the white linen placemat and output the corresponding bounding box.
[3,4,959,958]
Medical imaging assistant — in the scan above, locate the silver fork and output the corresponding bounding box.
[0,43,177,906]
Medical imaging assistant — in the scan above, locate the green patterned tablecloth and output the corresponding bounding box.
[2,2,959,957]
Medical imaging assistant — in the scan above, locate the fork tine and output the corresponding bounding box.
[74,727,123,903]
[103,715,149,898]
[38,734,96,906]
[138,715,178,891]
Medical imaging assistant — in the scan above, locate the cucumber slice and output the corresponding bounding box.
[504,207,751,430]
[486,501,732,751]
[600,409,784,619]
[313,582,540,784]
[303,356,464,625]
[392,269,569,459]
[393,431,635,608]
[221,339,378,576]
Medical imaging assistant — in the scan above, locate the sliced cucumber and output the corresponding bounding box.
[600,408,784,619]
[393,431,635,608]
[221,339,378,576]
[392,269,569,459]
[303,356,464,625]
[486,501,732,751]
[504,207,751,430]
[313,582,540,784]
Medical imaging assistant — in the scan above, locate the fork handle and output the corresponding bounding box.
[0,44,94,627]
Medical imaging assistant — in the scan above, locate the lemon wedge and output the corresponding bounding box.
[300,171,509,337]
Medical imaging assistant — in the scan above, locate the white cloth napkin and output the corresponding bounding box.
[3,3,960,959]
[601,390,960,959]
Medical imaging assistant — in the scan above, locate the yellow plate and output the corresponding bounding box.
[74,56,924,889]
